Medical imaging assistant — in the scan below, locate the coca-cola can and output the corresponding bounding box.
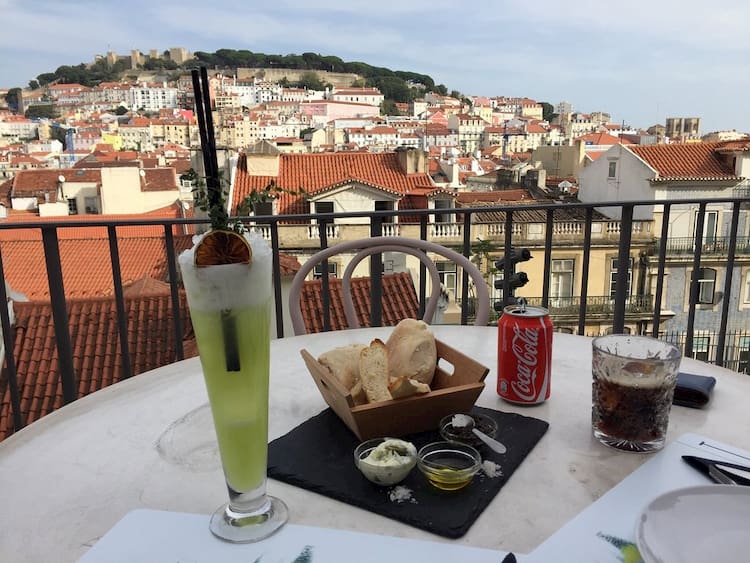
[497,300,553,404]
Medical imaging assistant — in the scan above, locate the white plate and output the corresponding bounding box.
[636,485,750,563]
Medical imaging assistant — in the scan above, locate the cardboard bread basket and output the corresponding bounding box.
[301,339,490,440]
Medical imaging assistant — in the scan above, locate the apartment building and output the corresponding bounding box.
[330,87,384,107]
[3,164,187,216]
[0,116,39,140]
[129,84,179,112]
[578,139,750,361]
[447,113,489,154]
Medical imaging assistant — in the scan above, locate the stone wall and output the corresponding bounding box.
[235,68,360,87]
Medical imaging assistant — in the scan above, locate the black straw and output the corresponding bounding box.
[191,67,241,372]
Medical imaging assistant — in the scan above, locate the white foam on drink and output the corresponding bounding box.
[178,231,272,312]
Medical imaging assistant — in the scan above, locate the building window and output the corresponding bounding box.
[738,337,750,374]
[434,199,453,224]
[694,268,717,304]
[375,200,395,224]
[692,336,710,362]
[745,271,750,304]
[609,257,633,299]
[315,201,333,215]
[313,262,337,280]
[253,201,273,217]
[607,161,617,178]
[550,259,574,301]
[84,197,99,214]
[437,262,457,298]
[694,210,718,246]
[67,198,78,215]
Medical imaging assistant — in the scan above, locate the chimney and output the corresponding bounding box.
[395,146,427,174]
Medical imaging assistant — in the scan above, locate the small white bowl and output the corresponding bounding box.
[354,438,417,486]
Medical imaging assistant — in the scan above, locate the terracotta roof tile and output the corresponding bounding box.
[576,132,631,145]
[628,142,738,181]
[141,168,178,191]
[715,137,750,152]
[0,204,191,238]
[0,235,193,299]
[232,151,433,216]
[0,294,193,440]
[299,272,419,333]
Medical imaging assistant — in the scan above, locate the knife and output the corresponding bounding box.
[682,455,750,486]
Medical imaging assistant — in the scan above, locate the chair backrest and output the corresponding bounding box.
[288,237,490,335]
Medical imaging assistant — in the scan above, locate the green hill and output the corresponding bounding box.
[31,49,448,104]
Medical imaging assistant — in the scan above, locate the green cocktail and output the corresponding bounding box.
[179,230,287,543]
[190,304,270,492]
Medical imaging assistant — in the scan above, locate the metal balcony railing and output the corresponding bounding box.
[658,236,750,256]
[523,295,654,316]
[1,196,749,438]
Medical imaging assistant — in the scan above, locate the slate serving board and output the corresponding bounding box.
[268,406,549,539]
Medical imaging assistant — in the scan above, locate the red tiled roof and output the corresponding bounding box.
[456,190,530,204]
[232,151,433,215]
[0,294,193,440]
[8,169,101,198]
[576,132,631,145]
[586,150,607,161]
[0,235,193,299]
[628,142,738,181]
[715,137,750,152]
[0,203,191,238]
[141,168,178,191]
[299,272,419,333]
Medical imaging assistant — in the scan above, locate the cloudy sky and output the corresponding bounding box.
[2,0,749,133]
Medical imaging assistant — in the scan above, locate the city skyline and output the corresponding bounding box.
[2,0,749,134]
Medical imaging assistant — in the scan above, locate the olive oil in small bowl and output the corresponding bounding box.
[417,441,482,491]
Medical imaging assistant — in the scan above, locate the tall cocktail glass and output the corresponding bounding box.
[179,231,288,542]
[592,335,682,453]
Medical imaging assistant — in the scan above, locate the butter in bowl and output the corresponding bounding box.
[354,437,417,486]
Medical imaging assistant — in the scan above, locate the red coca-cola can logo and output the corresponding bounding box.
[497,301,553,404]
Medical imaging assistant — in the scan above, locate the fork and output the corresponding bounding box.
[708,464,737,485]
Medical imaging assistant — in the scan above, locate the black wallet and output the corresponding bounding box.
[673,372,717,408]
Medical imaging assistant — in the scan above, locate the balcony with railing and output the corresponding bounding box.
[523,295,654,317]
[658,236,750,257]
[1,196,749,440]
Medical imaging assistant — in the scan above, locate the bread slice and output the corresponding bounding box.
[318,344,365,390]
[359,339,392,403]
[389,376,431,399]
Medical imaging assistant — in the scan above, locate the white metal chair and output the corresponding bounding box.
[288,237,491,335]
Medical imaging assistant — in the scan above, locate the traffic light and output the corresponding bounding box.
[493,248,532,311]
[495,248,532,270]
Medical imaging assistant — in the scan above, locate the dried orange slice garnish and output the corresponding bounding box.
[194,230,252,267]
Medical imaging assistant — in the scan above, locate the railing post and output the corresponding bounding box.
[578,207,593,335]
[685,203,707,357]
[319,217,332,332]
[612,205,634,334]
[0,249,24,432]
[107,225,132,379]
[370,216,383,327]
[460,211,471,325]
[716,201,741,367]
[270,219,285,338]
[163,226,185,361]
[41,226,77,404]
[419,216,427,319]
[651,203,671,338]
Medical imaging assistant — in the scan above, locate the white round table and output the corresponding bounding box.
[1,327,748,562]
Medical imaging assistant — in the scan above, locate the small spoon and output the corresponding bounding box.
[452,414,507,455]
